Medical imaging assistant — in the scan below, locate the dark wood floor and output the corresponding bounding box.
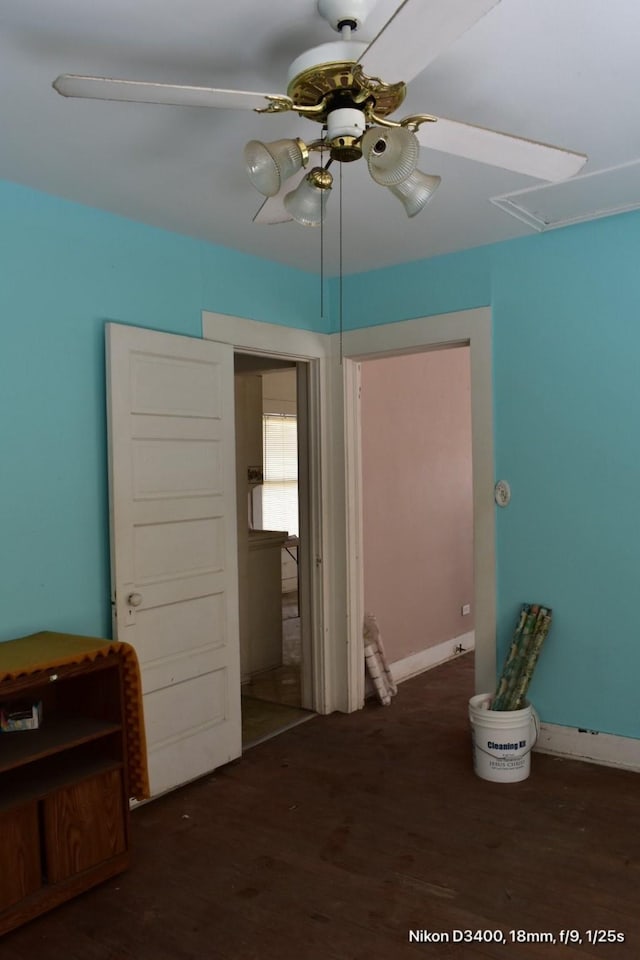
[4,653,640,959]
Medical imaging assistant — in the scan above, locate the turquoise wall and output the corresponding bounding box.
[340,210,640,739]
[3,176,640,740]
[0,181,318,644]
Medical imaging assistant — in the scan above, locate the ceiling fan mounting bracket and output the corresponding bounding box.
[369,110,439,132]
[254,94,295,114]
[317,0,373,33]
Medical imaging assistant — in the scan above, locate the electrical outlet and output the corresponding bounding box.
[461,603,471,616]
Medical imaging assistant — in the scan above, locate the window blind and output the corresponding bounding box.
[262,414,298,536]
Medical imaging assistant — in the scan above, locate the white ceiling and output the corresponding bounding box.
[2,0,640,275]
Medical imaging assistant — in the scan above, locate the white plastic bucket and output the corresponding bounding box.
[468,693,539,783]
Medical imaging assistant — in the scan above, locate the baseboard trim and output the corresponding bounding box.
[389,642,640,771]
[535,722,640,772]
[391,631,475,684]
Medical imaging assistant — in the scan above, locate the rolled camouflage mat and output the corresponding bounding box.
[509,606,552,710]
[492,604,530,710]
[493,603,552,711]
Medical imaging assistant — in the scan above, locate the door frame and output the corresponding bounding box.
[341,306,497,708]
[203,306,496,716]
[202,311,346,715]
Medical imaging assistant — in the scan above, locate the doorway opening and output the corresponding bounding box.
[359,345,476,690]
[234,353,315,748]
[341,306,496,709]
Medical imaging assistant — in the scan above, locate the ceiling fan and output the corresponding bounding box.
[52,0,588,226]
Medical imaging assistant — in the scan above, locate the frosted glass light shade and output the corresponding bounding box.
[362,126,420,186]
[388,170,441,217]
[244,138,307,197]
[284,168,332,226]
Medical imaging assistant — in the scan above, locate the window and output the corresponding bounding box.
[261,414,298,536]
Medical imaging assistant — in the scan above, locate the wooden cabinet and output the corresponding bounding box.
[0,652,131,936]
[0,804,41,910]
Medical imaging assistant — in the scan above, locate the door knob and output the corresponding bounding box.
[127,592,143,607]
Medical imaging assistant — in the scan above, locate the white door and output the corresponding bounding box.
[106,322,241,797]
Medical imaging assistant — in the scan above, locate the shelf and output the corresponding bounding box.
[0,717,122,774]
[0,634,137,935]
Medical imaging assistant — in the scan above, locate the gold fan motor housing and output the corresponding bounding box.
[287,61,406,125]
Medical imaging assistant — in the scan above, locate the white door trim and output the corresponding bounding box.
[339,306,496,706]
[203,312,328,359]
[202,311,345,714]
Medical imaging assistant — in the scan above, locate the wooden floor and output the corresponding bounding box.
[241,694,313,748]
[4,653,640,959]
[242,662,302,707]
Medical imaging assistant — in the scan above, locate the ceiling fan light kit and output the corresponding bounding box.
[325,107,367,157]
[283,167,333,226]
[243,138,309,198]
[388,171,442,218]
[51,0,588,230]
[362,126,419,186]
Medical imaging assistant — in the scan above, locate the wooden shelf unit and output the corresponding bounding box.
[0,652,131,936]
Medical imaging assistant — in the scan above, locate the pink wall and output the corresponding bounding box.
[361,347,474,663]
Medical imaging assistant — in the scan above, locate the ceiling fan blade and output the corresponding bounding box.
[418,116,588,181]
[359,0,501,83]
[52,75,282,111]
[253,196,294,225]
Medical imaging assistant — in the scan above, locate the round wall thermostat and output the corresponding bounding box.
[494,480,511,507]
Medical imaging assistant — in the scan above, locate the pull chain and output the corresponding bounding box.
[320,139,324,321]
[339,160,343,364]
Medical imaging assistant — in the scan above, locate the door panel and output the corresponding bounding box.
[133,516,223,581]
[106,323,241,797]
[134,593,226,693]
[132,439,222,499]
